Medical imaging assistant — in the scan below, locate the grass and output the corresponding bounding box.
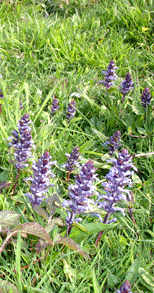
[0,0,154,292]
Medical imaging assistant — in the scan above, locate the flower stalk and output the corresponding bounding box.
[63,147,80,181]
[67,100,76,123]
[141,87,152,110]
[99,60,118,89]
[9,114,34,195]
[104,130,121,155]
[51,96,59,117]
[119,72,134,102]
[63,160,97,234]
[25,151,56,206]
[95,148,136,246]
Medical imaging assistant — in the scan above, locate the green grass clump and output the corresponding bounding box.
[0,0,154,292]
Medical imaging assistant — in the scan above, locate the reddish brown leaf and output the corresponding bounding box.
[13,222,53,246]
[0,210,20,228]
[55,234,90,260]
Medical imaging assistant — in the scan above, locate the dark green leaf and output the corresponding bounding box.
[137,127,147,134]
[79,222,118,234]
[132,102,145,115]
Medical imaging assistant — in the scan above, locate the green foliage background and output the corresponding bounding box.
[0,0,154,292]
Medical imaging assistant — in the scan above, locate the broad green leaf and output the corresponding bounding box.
[132,102,145,115]
[54,234,90,260]
[125,256,141,284]
[132,173,142,188]
[79,222,118,234]
[139,267,154,290]
[0,279,19,293]
[119,235,128,246]
[0,211,20,228]
[73,222,89,233]
[69,227,89,243]
[137,127,147,134]
[13,222,53,246]
[92,269,102,293]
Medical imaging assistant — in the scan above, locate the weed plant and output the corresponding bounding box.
[0,0,154,292]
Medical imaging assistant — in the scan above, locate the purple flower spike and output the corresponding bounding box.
[25,151,56,206]
[104,130,121,155]
[141,87,152,110]
[119,72,134,101]
[98,148,137,223]
[51,96,59,117]
[64,147,80,172]
[67,100,76,122]
[9,114,34,170]
[99,60,118,89]
[63,160,97,226]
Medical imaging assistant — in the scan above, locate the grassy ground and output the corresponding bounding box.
[0,0,154,292]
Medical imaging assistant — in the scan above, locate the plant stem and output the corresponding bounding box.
[95,212,110,247]
[11,169,20,196]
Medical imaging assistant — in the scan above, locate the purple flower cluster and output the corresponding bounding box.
[51,96,59,116]
[25,151,56,206]
[119,72,134,101]
[67,100,76,122]
[9,114,34,170]
[115,280,133,293]
[98,148,136,223]
[141,87,152,109]
[104,130,121,155]
[64,147,80,172]
[63,160,97,225]
[99,60,118,89]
